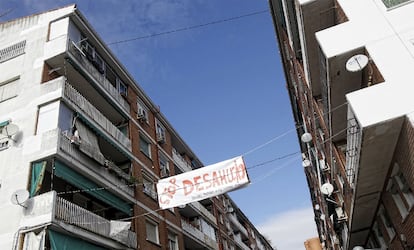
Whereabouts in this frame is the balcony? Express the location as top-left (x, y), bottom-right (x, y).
top-left (179, 201), bottom-right (216, 229)
top-left (228, 213), bottom-right (248, 237)
top-left (62, 81), bottom-right (131, 151)
top-left (172, 148), bottom-right (192, 172)
top-left (233, 233), bottom-right (250, 250)
top-left (21, 191), bottom-right (136, 249)
top-left (58, 132), bottom-right (134, 196)
top-left (67, 41), bottom-right (130, 114)
top-left (181, 219), bottom-right (218, 249)
top-left (344, 106), bottom-right (406, 248)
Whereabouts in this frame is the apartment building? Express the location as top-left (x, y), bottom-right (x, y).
top-left (269, 0), bottom-right (414, 249)
top-left (0, 5), bottom-right (273, 250)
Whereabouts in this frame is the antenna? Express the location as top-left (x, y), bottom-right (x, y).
top-left (11, 189), bottom-right (29, 208)
top-left (346, 54), bottom-right (369, 72)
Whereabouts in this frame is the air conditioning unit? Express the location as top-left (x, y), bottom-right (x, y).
top-left (160, 167), bottom-right (169, 178)
top-left (157, 133), bottom-right (166, 144)
top-left (319, 159), bottom-right (330, 171)
top-left (226, 206), bottom-right (234, 213)
top-left (137, 109), bottom-right (147, 122)
top-left (335, 207), bottom-right (348, 222)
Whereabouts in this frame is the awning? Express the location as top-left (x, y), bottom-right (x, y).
top-left (77, 113), bottom-right (132, 160)
top-left (74, 118), bottom-right (106, 165)
top-left (54, 161), bottom-right (132, 215)
top-left (49, 230), bottom-right (107, 250)
top-left (0, 120), bottom-right (10, 127)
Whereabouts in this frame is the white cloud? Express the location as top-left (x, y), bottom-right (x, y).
top-left (257, 207), bottom-right (318, 250)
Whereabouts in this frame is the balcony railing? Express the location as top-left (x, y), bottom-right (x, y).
top-left (56, 195), bottom-right (110, 236)
top-left (345, 116), bottom-right (362, 188)
top-left (67, 41), bottom-right (130, 113)
top-left (24, 192), bottom-right (136, 248)
top-left (233, 233), bottom-right (250, 250)
top-left (181, 219), bottom-right (218, 249)
top-left (172, 148), bottom-right (192, 172)
top-left (229, 213), bottom-right (248, 237)
top-left (63, 82), bottom-right (131, 150)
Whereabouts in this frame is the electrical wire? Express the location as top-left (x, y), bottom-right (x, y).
top-left (0, 8), bottom-right (13, 19)
top-left (241, 101), bottom-right (348, 157)
top-left (51, 100), bottom-right (349, 197)
top-left (50, 118), bottom-right (354, 226)
top-left (107, 10), bottom-right (268, 45)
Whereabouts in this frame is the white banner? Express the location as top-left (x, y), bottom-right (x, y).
top-left (157, 156), bottom-right (249, 209)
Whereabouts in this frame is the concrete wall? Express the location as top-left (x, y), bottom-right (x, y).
top-left (0, 6), bottom-right (75, 249)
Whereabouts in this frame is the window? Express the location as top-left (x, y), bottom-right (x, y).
top-left (387, 163), bottom-right (414, 219)
top-left (145, 220), bottom-right (159, 244)
top-left (137, 100), bottom-right (149, 123)
top-left (168, 231), bottom-right (178, 250)
top-left (81, 39), bottom-right (95, 62)
top-left (372, 222), bottom-right (387, 249)
top-left (139, 136), bottom-right (151, 158)
top-left (0, 77), bottom-right (19, 102)
top-left (143, 176), bottom-right (157, 199)
top-left (156, 121), bottom-right (166, 144)
top-left (159, 152), bottom-right (170, 178)
top-left (105, 66), bottom-right (117, 88)
top-left (0, 40), bottom-right (26, 63)
top-left (36, 101), bottom-right (60, 134)
top-left (378, 205), bottom-right (396, 241)
top-left (0, 140), bottom-right (9, 151)
top-left (93, 53), bottom-right (105, 74)
top-left (118, 79), bottom-right (127, 96)
top-left (382, 0), bottom-right (412, 8)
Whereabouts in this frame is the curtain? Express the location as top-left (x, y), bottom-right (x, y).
top-left (54, 161), bottom-right (132, 215)
top-left (23, 230), bottom-right (45, 250)
top-left (30, 161), bottom-right (47, 197)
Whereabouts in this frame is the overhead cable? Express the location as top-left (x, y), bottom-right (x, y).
top-left (107, 9), bottom-right (268, 45)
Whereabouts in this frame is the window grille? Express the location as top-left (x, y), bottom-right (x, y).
top-left (0, 40), bottom-right (26, 63)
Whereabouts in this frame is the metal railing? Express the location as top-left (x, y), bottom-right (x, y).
top-left (63, 82), bottom-right (131, 150)
top-left (345, 115), bottom-right (362, 188)
top-left (55, 195), bottom-right (137, 248)
top-left (172, 148), bottom-right (192, 172)
top-left (55, 196), bottom-right (110, 236)
top-left (67, 41), bottom-right (130, 113)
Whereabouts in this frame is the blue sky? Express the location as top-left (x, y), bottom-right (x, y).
top-left (1, 1), bottom-right (317, 249)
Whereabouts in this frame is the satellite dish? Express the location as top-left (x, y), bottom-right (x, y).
top-left (301, 133), bottom-right (312, 143)
top-left (346, 54), bottom-right (369, 72)
top-left (1, 123), bottom-right (19, 137)
top-left (320, 183), bottom-right (334, 196)
top-left (302, 159), bottom-right (311, 168)
top-left (11, 189), bottom-right (29, 207)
